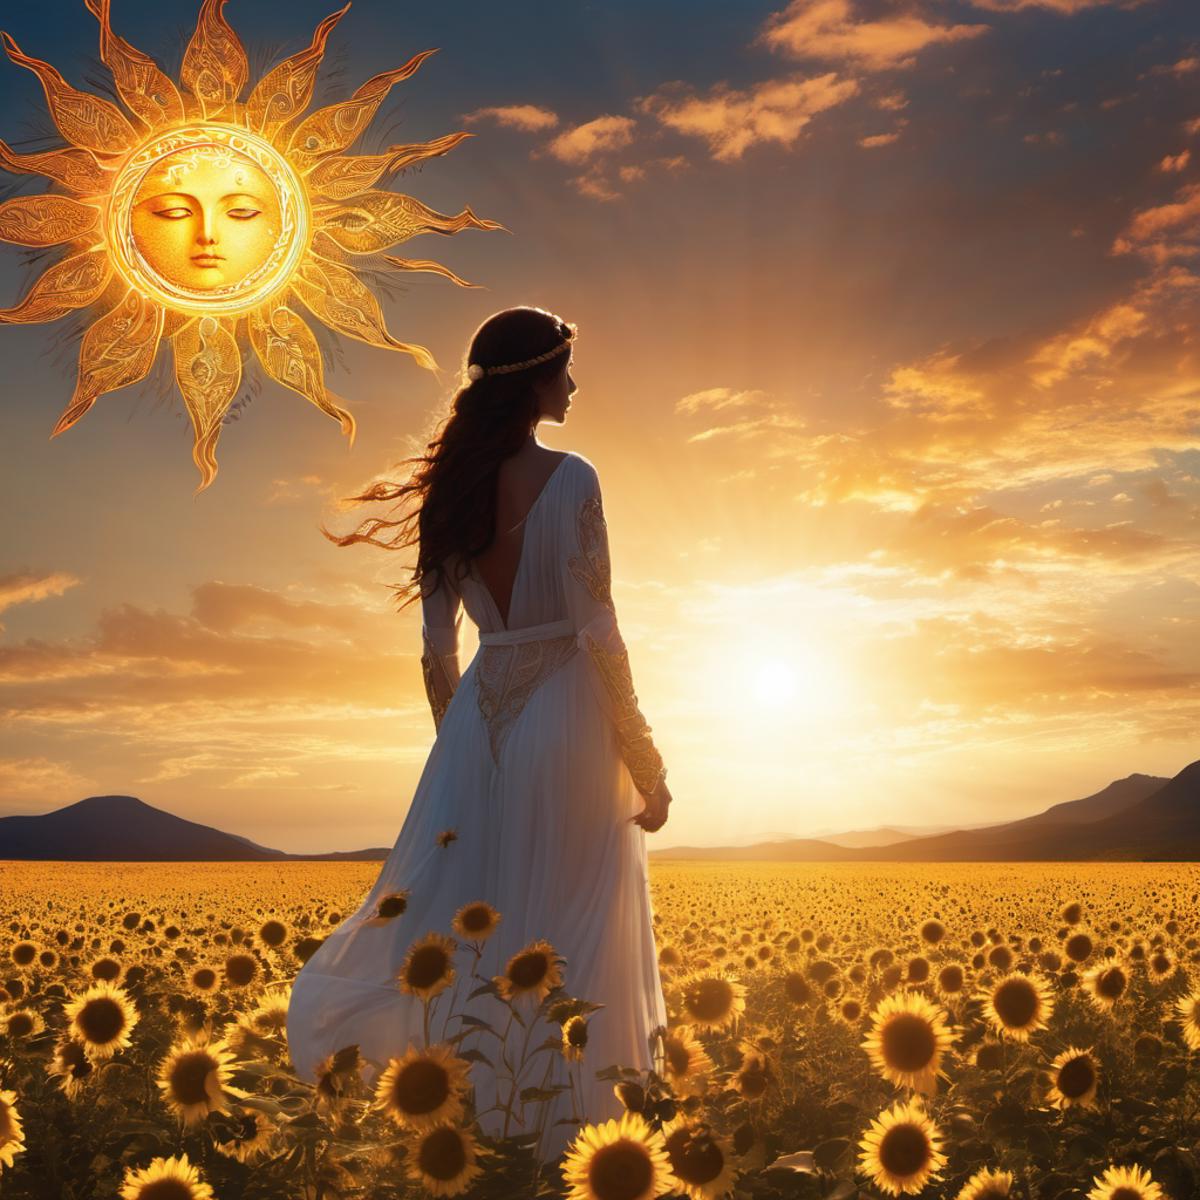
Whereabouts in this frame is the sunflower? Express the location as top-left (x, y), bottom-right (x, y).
top-left (402, 1123), bottom-right (485, 1198)
top-left (212, 1104), bottom-right (279, 1163)
top-left (398, 931), bottom-right (458, 1001)
top-left (63, 980), bottom-right (139, 1060)
top-left (678, 972), bottom-right (748, 1034)
top-left (0, 0), bottom-right (498, 492)
top-left (364, 890), bottom-right (411, 926)
top-left (733, 1044), bottom-right (775, 1101)
top-left (493, 938), bottom-right (564, 1005)
top-left (860, 990), bottom-right (956, 1095)
top-left (373, 1041), bottom-right (473, 1132)
top-left (452, 901), bottom-right (501, 943)
top-left (562, 1014), bottom-right (589, 1062)
top-left (956, 1166), bottom-right (1016, 1199)
top-left (45, 1036), bottom-right (94, 1098)
top-left (118, 1152), bottom-right (214, 1200)
top-left (223, 951), bottom-right (259, 988)
top-left (187, 965), bottom-right (219, 996)
top-left (1086, 1163), bottom-right (1167, 1200)
top-left (2, 1007), bottom-right (44, 1041)
top-left (0, 1090), bottom-right (25, 1172)
top-left (976, 971), bottom-right (1054, 1041)
top-left (1082, 960), bottom-right (1130, 1012)
top-left (88, 955), bottom-right (123, 983)
top-left (561, 1109), bottom-right (679, 1200)
top-left (313, 1044), bottom-right (363, 1113)
top-left (8, 942), bottom-right (37, 970)
top-left (857, 1098), bottom-right (947, 1197)
top-left (1146, 947), bottom-right (1176, 982)
top-left (661, 1024), bottom-right (714, 1097)
top-left (1044, 1045), bottom-right (1100, 1109)
top-left (659, 1114), bottom-right (740, 1200)
top-left (935, 962), bottom-right (967, 1000)
top-left (156, 1032), bottom-right (246, 1127)
top-left (1173, 989), bottom-right (1200, 1051)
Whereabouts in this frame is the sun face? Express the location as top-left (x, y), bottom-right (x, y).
top-left (0, 0), bottom-right (501, 492)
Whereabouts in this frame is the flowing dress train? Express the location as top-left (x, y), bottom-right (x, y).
top-left (286, 450), bottom-right (670, 1164)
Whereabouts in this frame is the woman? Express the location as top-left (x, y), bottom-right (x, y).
top-left (286, 305), bottom-right (675, 1164)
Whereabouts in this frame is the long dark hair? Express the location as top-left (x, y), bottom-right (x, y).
top-left (322, 306), bottom-right (576, 613)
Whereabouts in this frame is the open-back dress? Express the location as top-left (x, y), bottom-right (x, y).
top-left (286, 449), bottom-right (670, 1163)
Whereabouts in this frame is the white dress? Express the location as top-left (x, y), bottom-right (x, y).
top-left (286, 449), bottom-right (669, 1163)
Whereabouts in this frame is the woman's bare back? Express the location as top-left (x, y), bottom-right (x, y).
top-left (474, 447), bottom-right (569, 626)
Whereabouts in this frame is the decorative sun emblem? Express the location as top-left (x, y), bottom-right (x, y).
top-left (0, 0), bottom-right (501, 490)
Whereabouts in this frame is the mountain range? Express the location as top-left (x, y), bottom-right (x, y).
top-left (0, 763), bottom-right (1196, 860)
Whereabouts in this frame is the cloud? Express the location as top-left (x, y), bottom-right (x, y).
top-left (859, 131), bottom-right (900, 147)
top-left (758, 0), bottom-right (989, 72)
top-left (569, 168), bottom-right (622, 202)
top-left (1159, 150), bottom-right (1191, 173)
top-left (461, 104), bottom-right (559, 132)
top-left (1112, 181), bottom-right (1200, 262)
top-left (0, 756), bottom-right (95, 807)
top-left (969, 0), bottom-right (1152, 10)
top-left (636, 72), bottom-right (860, 162)
top-left (0, 570), bottom-right (81, 630)
top-left (543, 115), bottom-right (636, 164)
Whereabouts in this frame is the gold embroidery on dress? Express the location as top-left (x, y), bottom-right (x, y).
top-left (567, 494), bottom-right (616, 615)
top-left (421, 627), bottom-right (459, 734)
top-left (569, 490), bottom-right (666, 796)
top-left (475, 635), bottom-right (579, 763)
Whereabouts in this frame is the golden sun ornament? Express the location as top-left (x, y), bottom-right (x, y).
top-left (0, 0), bottom-right (502, 491)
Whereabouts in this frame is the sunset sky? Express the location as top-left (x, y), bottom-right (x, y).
top-left (1, 0), bottom-right (1198, 853)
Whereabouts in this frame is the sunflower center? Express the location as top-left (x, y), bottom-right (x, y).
top-left (665, 1037), bottom-right (691, 1075)
top-left (1107, 1191), bottom-right (1144, 1200)
top-left (225, 955), bottom-right (257, 986)
top-left (939, 966), bottom-right (964, 992)
top-left (877, 1123), bottom-right (930, 1177)
top-left (670, 1131), bottom-right (725, 1185)
top-left (60, 1041), bottom-right (92, 1075)
top-left (78, 996), bottom-right (125, 1044)
top-left (417, 1126), bottom-right (467, 1181)
top-left (7, 1012), bottom-right (34, 1038)
top-left (588, 1140), bottom-right (653, 1200)
top-left (1057, 1056), bottom-right (1096, 1098)
top-left (378, 894), bottom-right (408, 919)
top-left (169, 1051), bottom-right (218, 1105)
top-left (993, 979), bottom-right (1037, 1027)
top-left (393, 1059), bottom-right (450, 1115)
top-left (461, 907), bottom-right (492, 934)
top-left (509, 951), bottom-right (549, 990)
top-left (1097, 968), bottom-right (1127, 999)
top-left (882, 1014), bottom-right (937, 1071)
top-left (406, 946), bottom-right (451, 990)
top-left (134, 1181), bottom-right (197, 1200)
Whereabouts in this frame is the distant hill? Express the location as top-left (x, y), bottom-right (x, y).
top-left (651, 768), bottom-right (1185, 862)
top-left (0, 796), bottom-right (390, 862)
top-left (818, 827), bottom-right (922, 849)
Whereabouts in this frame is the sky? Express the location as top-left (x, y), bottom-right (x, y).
top-left (0, 0), bottom-right (1198, 853)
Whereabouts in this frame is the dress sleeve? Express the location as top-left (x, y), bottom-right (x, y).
top-left (563, 461), bottom-right (667, 798)
top-left (420, 565), bottom-right (463, 734)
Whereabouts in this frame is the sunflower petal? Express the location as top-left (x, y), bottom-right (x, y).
top-left (291, 257), bottom-right (438, 370)
top-left (314, 191), bottom-right (504, 254)
top-left (84, 0), bottom-right (185, 130)
top-left (0, 31), bottom-right (138, 155)
top-left (0, 140), bottom-right (113, 195)
top-left (180, 0), bottom-right (248, 117)
top-left (246, 3), bottom-right (350, 141)
top-left (287, 49), bottom-right (439, 174)
top-left (172, 315), bottom-right (242, 493)
top-left (0, 247), bottom-right (111, 324)
top-left (308, 132), bottom-right (473, 201)
top-left (248, 303), bottom-right (355, 444)
top-left (52, 290), bottom-right (163, 438)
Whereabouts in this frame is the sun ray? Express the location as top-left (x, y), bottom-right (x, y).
top-left (0, 140), bottom-right (113, 196)
top-left (247, 3), bottom-right (350, 141)
top-left (85, 0), bottom-right (185, 132)
top-left (314, 191), bottom-right (504, 254)
top-left (380, 255), bottom-right (480, 288)
top-left (287, 49), bottom-right (439, 174)
top-left (0, 195), bottom-right (100, 246)
top-left (0, 32), bottom-right (138, 156)
top-left (181, 0), bottom-right (249, 120)
top-left (308, 131), bottom-right (474, 201)
top-left (248, 302), bottom-right (355, 443)
top-left (0, 247), bottom-right (111, 324)
top-left (173, 315), bottom-right (242, 493)
top-left (0, 1), bottom-right (500, 489)
top-left (52, 289), bottom-right (164, 437)
top-left (290, 256), bottom-right (437, 369)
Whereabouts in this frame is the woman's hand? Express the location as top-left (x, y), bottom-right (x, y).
top-left (631, 776), bottom-right (672, 832)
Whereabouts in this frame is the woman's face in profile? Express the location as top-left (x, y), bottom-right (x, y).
top-left (130, 148), bottom-right (282, 292)
top-left (536, 352), bottom-right (577, 423)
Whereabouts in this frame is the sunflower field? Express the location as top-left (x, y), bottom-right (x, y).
top-left (1, 859), bottom-right (1199, 1199)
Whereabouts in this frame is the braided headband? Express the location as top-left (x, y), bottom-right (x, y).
top-left (464, 322), bottom-right (576, 383)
